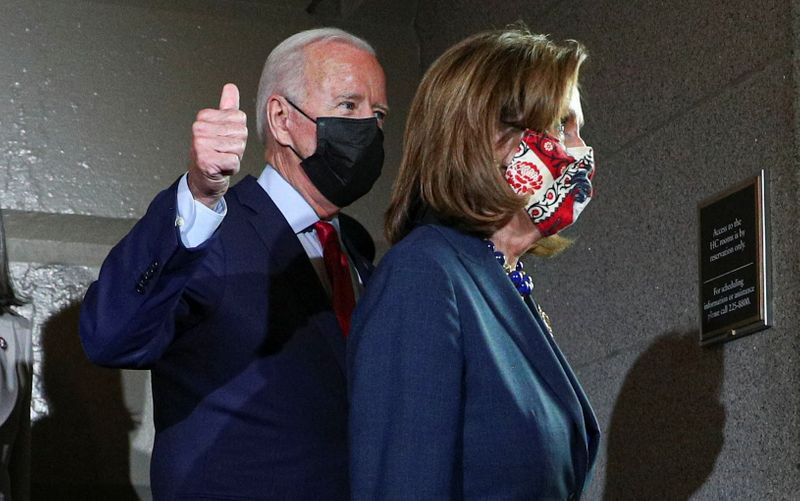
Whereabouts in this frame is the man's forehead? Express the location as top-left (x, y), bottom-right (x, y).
top-left (303, 40), bottom-right (376, 71)
top-left (301, 41), bottom-right (385, 99)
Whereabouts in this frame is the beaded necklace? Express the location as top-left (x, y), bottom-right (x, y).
top-left (486, 240), bottom-right (555, 336)
top-left (486, 240), bottom-right (534, 297)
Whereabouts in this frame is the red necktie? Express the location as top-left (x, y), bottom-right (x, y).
top-left (314, 221), bottom-right (356, 337)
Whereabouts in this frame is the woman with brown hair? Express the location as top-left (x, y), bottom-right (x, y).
top-left (0, 209), bottom-right (31, 501)
top-left (348, 27), bottom-right (600, 499)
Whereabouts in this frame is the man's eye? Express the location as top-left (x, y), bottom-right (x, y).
top-left (373, 110), bottom-right (386, 121)
top-left (339, 101), bottom-right (356, 111)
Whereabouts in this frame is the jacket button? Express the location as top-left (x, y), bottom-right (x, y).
top-left (0, 337), bottom-right (7, 350)
top-left (135, 284), bottom-right (145, 294)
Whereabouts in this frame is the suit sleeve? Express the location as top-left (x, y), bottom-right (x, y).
top-left (79, 180), bottom-right (221, 369)
top-left (348, 252), bottom-right (464, 500)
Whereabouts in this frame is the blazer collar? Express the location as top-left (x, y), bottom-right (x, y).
top-left (432, 223), bottom-right (590, 444)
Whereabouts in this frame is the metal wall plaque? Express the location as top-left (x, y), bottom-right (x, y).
top-left (698, 170), bottom-right (771, 345)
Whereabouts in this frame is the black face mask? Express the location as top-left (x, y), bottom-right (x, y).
top-left (285, 98), bottom-right (384, 207)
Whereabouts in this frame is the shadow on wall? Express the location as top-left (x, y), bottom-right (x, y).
top-left (31, 302), bottom-right (139, 500)
top-left (604, 332), bottom-right (726, 501)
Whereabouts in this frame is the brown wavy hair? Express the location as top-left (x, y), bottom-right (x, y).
top-left (385, 27), bottom-right (587, 246)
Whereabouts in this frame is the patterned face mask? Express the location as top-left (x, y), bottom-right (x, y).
top-left (504, 130), bottom-right (595, 237)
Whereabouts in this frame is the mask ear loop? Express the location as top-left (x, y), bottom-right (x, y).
top-left (284, 97), bottom-right (317, 124)
top-left (282, 96), bottom-right (316, 160)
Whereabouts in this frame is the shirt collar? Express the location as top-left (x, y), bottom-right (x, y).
top-left (257, 165), bottom-right (338, 234)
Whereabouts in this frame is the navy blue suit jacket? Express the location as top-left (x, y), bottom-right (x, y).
top-left (80, 176), bottom-right (371, 500)
top-left (348, 223), bottom-right (600, 500)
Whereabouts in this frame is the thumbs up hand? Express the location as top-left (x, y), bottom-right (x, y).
top-left (188, 83), bottom-right (248, 208)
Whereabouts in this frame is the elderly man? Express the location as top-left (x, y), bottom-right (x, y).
top-left (80, 28), bottom-right (388, 500)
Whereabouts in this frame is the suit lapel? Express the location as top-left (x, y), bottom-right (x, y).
top-left (231, 176), bottom-right (347, 375)
top-left (341, 233), bottom-right (374, 285)
top-left (437, 226), bottom-right (587, 438)
top-left (431, 223), bottom-right (600, 487)
top-left (469, 261), bottom-right (585, 425)
top-left (534, 301), bottom-right (601, 469)
top-left (338, 212), bottom-right (376, 285)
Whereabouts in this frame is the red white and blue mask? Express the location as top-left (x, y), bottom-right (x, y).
top-left (504, 130), bottom-right (595, 237)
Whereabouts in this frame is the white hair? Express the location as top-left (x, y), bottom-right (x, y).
top-left (255, 28), bottom-right (376, 144)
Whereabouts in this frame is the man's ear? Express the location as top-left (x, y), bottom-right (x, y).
top-left (266, 95), bottom-right (293, 146)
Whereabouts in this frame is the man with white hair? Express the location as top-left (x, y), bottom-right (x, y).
top-left (80, 28), bottom-right (388, 500)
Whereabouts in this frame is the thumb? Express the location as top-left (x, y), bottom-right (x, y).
top-left (219, 83), bottom-right (240, 110)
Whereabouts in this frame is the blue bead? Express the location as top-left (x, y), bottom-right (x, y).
top-left (524, 276), bottom-right (534, 289)
top-left (486, 241), bottom-right (495, 252)
top-left (515, 261), bottom-right (524, 271)
top-left (518, 281), bottom-right (533, 295)
top-left (508, 270), bottom-right (524, 285)
top-left (493, 251), bottom-right (506, 265)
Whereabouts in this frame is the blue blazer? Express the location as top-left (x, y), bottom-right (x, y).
top-left (80, 176), bottom-right (371, 500)
top-left (348, 223), bottom-right (600, 500)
